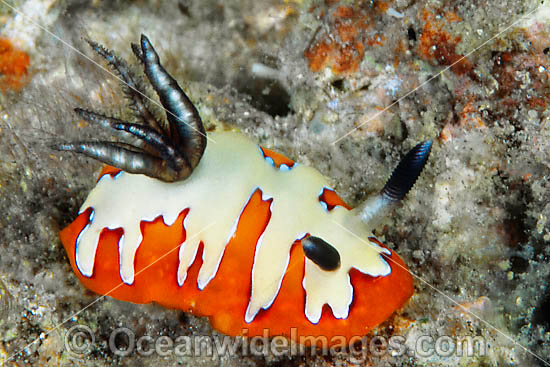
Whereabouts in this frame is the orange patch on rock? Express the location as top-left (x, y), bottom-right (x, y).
top-left (418, 10), bottom-right (472, 75)
top-left (439, 96), bottom-right (485, 142)
top-left (489, 50), bottom-right (550, 129)
top-left (458, 98), bottom-right (485, 129)
top-left (0, 38), bottom-right (30, 92)
top-left (375, 1), bottom-right (390, 13)
top-left (305, 4), bottom-right (373, 75)
top-left (527, 97), bottom-right (547, 109)
top-left (367, 34), bottom-right (386, 47)
top-left (393, 39), bottom-right (407, 68)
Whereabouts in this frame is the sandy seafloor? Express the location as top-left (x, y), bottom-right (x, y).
top-left (0, 0), bottom-right (549, 366)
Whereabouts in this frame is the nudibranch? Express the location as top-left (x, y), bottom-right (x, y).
top-left (56, 35), bottom-right (431, 346)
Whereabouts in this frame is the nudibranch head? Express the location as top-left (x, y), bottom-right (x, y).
top-left (55, 34), bottom-right (431, 346)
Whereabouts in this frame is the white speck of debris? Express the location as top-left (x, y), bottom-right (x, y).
top-left (386, 7), bottom-right (404, 18)
top-left (385, 77), bottom-right (402, 97)
top-left (251, 63), bottom-right (281, 80)
top-left (328, 99), bottom-right (339, 110)
top-left (536, 214), bottom-right (547, 234)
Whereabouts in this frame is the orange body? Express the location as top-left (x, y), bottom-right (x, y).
top-left (0, 38), bottom-right (30, 91)
top-left (60, 148), bottom-right (413, 346)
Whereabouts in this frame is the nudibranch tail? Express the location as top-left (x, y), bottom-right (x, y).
top-left (54, 35), bottom-right (207, 182)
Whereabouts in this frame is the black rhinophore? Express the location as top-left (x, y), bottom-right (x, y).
top-left (382, 141), bottom-right (432, 202)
